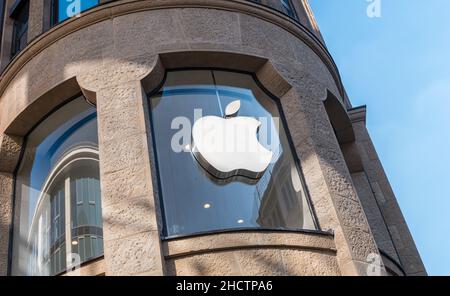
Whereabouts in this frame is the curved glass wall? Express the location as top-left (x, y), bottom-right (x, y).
top-left (12, 97), bottom-right (103, 276)
top-left (49, 0), bottom-right (298, 26)
top-left (52, 0), bottom-right (99, 24)
top-left (149, 70), bottom-right (316, 238)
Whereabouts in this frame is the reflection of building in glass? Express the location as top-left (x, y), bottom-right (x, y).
top-left (254, 152), bottom-right (311, 229)
top-left (150, 70), bottom-right (316, 237)
top-left (26, 148), bottom-right (103, 276)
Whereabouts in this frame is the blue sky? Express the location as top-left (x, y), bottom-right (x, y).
top-left (308, 0), bottom-right (450, 275)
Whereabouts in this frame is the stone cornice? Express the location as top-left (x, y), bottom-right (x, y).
top-left (0, 0), bottom-right (345, 99)
top-left (348, 105), bottom-right (367, 125)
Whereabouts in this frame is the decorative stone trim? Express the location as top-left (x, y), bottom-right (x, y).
top-left (164, 231), bottom-right (336, 259)
top-left (348, 105), bottom-right (367, 125)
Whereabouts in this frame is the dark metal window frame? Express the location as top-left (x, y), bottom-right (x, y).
top-left (280, 0), bottom-right (298, 19)
top-left (147, 67), bottom-right (324, 241)
top-left (7, 93), bottom-right (104, 276)
top-left (50, 0), bottom-right (101, 27)
top-left (0, 0), bottom-right (5, 48)
top-left (50, 0), bottom-right (59, 27)
top-left (9, 0), bottom-right (28, 58)
top-left (248, 0), bottom-right (299, 21)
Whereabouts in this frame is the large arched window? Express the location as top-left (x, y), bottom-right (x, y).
top-left (149, 70), bottom-right (317, 238)
top-left (12, 96), bottom-right (103, 276)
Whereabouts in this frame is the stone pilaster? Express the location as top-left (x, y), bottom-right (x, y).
top-left (90, 80), bottom-right (165, 276)
top-left (0, 172), bottom-right (14, 275)
top-left (279, 84), bottom-right (385, 275)
top-left (349, 108), bottom-right (427, 275)
top-left (0, 134), bottom-right (22, 275)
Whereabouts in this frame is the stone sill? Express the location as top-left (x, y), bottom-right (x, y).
top-left (163, 230), bottom-right (336, 259)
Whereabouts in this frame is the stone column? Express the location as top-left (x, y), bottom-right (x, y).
top-left (27, 0), bottom-right (45, 42)
top-left (0, 134), bottom-right (22, 276)
top-left (280, 83), bottom-right (385, 275)
top-left (90, 80), bottom-right (165, 276)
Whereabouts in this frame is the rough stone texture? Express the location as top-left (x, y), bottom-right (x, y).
top-left (280, 86), bottom-right (384, 275)
top-left (351, 118), bottom-right (427, 275)
top-left (167, 248), bottom-right (340, 276)
top-left (0, 134), bottom-right (22, 173)
top-left (164, 231), bottom-right (336, 258)
top-left (0, 132), bottom-right (22, 276)
top-left (0, 173), bottom-right (14, 276)
top-left (27, 0), bottom-right (45, 42)
top-left (104, 231), bottom-right (163, 276)
top-left (351, 172), bottom-right (400, 263)
top-left (94, 82), bottom-right (164, 275)
top-left (164, 230), bottom-right (341, 276)
top-left (0, 4), bottom-right (340, 134)
top-left (0, 1), bottom-right (425, 276)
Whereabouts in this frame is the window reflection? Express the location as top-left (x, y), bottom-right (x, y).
top-left (248, 0), bottom-right (297, 19)
top-left (149, 70), bottom-right (316, 238)
top-left (12, 97), bottom-right (103, 276)
top-left (54, 0), bottom-right (99, 23)
top-left (10, 0), bottom-right (29, 57)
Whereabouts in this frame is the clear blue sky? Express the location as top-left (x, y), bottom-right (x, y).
top-left (309, 0), bottom-right (450, 275)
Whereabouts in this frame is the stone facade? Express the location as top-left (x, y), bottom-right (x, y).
top-left (0, 0), bottom-right (426, 276)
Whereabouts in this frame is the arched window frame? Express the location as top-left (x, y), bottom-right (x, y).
top-left (147, 68), bottom-right (321, 239)
top-left (11, 95), bottom-right (104, 276)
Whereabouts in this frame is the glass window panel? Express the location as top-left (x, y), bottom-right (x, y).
top-left (88, 178), bottom-right (95, 203)
top-left (149, 70), bottom-right (316, 238)
top-left (72, 240), bottom-right (78, 257)
top-left (248, 0), bottom-right (297, 20)
top-left (85, 236), bottom-right (92, 259)
top-left (55, 249), bottom-right (60, 274)
top-left (57, 0), bottom-right (99, 23)
top-left (79, 237), bottom-right (85, 262)
top-left (91, 236), bottom-right (97, 257)
top-left (95, 179), bottom-right (102, 227)
top-left (60, 243), bottom-right (66, 273)
top-left (99, 238), bottom-right (104, 254)
top-left (11, 0), bottom-right (29, 56)
top-left (12, 97), bottom-right (103, 275)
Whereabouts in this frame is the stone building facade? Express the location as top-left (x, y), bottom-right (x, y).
top-left (0, 0), bottom-right (426, 276)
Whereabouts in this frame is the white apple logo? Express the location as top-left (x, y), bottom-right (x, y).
top-left (191, 100), bottom-right (273, 179)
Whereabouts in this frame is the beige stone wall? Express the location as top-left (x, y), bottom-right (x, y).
top-left (0, 0), bottom-right (425, 276)
top-left (0, 134), bottom-right (22, 275)
top-left (348, 108), bottom-right (427, 276)
top-left (164, 232), bottom-right (340, 276)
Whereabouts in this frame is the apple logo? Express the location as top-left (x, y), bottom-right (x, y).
top-left (191, 100), bottom-right (273, 180)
